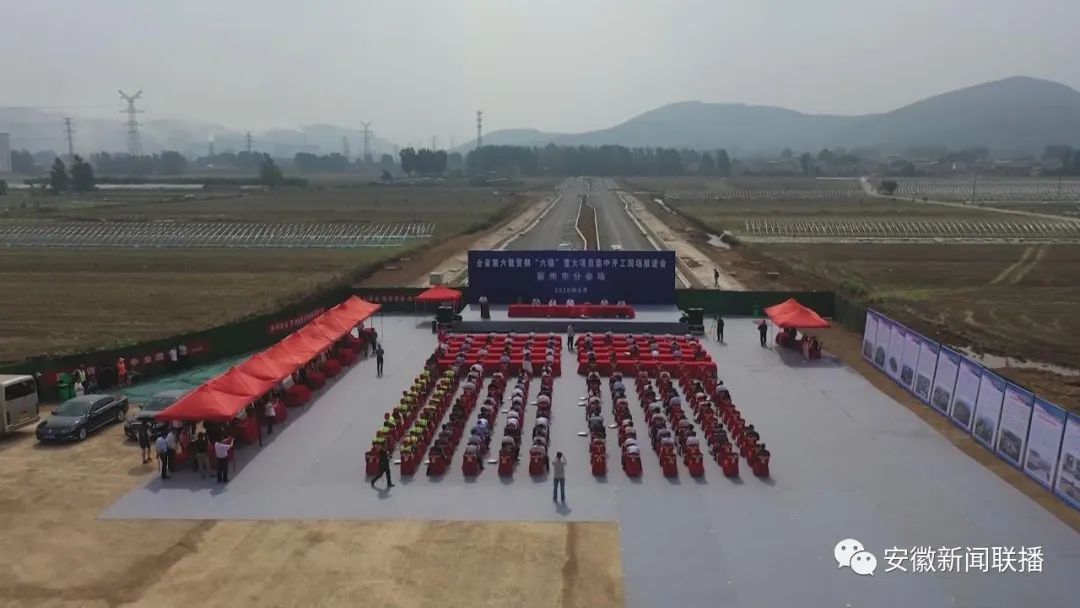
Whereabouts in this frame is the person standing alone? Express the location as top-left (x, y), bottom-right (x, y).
top-left (214, 437), bottom-right (231, 483)
top-left (758, 320), bottom-right (768, 347)
top-left (566, 324), bottom-right (576, 352)
top-left (376, 345), bottom-right (385, 377)
top-left (714, 268), bottom-right (720, 288)
top-left (716, 315), bottom-right (725, 343)
top-left (155, 432), bottom-right (171, 479)
top-left (552, 451), bottom-right (566, 503)
top-left (371, 444), bottom-right (394, 489)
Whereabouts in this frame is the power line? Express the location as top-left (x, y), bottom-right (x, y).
top-left (63, 117), bottom-right (76, 161)
top-left (118, 90), bottom-right (144, 156)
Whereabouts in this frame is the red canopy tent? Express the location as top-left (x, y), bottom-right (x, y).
top-left (239, 352), bottom-right (295, 383)
top-left (764, 298), bottom-right (831, 329)
top-left (156, 384), bottom-right (258, 423)
top-left (157, 296), bottom-right (381, 423)
top-left (415, 285), bottom-right (462, 308)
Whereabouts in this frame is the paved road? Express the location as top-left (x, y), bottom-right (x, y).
top-left (506, 177), bottom-right (657, 252)
top-left (504, 178), bottom-right (585, 250)
top-left (589, 178), bottom-right (654, 251)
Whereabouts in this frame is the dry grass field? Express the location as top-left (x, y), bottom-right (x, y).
top-left (0, 185), bottom-right (542, 363)
top-left (0, 421), bottom-right (623, 608)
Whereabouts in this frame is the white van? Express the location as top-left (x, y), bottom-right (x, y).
top-left (1, 375), bottom-right (40, 434)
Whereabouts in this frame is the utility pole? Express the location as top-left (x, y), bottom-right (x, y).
top-left (476, 110), bottom-right (483, 150)
top-left (360, 122), bottom-right (372, 162)
top-left (208, 139), bottom-right (215, 158)
top-left (970, 173), bottom-right (977, 205)
top-left (342, 136), bottom-right (350, 159)
top-left (118, 90), bottom-right (144, 156)
top-left (245, 131), bottom-right (253, 154)
top-left (431, 136), bottom-right (438, 151)
top-left (63, 117), bottom-right (75, 161)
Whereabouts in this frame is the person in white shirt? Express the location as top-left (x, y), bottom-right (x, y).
top-left (214, 439), bottom-right (231, 483)
top-left (165, 430), bottom-right (179, 474)
top-left (264, 399), bottom-right (277, 435)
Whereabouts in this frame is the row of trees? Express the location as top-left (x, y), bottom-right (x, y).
top-left (463, 145), bottom-right (734, 177)
top-left (399, 147), bottom-right (454, 175)
top-left (47, 157), bottom-right (97, 192)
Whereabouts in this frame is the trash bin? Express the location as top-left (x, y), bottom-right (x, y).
top-left (55, 379), bottom-right (73, 401)
top-left (751, 305), bottom-right (762, 317)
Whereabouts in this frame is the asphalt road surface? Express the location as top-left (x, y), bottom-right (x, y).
top-left (506, 177), bottom-right (657, 252)
top-left (504, 178), bottom-right (585, 250)
top-left (589, 178), bottom-right (654, 251)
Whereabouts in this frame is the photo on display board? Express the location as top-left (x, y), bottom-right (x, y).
top-left (930, 348), bottom-right (961, 414)
top-left (899, 330), bottom-right (921, 389)
top-left (861, 312), bottom-right (877, 360)
top-left (913, 337), bottom-right (939, 403)
top-left (995, 383), bottom-right (1035, 467)
top-left (1054, 415), bottom-right (1080, 507)
top-left (1023, 398), bottom-right (1066, 488)
top-left (971, 371), bottom-right (1006, 447)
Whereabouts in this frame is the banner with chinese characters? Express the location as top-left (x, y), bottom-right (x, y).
top-left (467, 250), bottom-right (676, 305)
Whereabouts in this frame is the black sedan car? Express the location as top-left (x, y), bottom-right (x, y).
top-left (123, 389), bottom-right (187, 440)
top-left (36, 394), bottom-right (129, 443)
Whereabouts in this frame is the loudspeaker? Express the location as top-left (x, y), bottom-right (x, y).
top-left (436, 306), bottom-right (454, 324)
top-left (686, 308), bottom-right (704, 327)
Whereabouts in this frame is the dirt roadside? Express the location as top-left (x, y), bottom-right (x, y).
top-left (614, 186), bottom-right (744, 290)
top-left (0, 419), bottom-right (623, 608)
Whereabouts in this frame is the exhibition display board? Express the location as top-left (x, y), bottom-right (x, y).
top-left (860, 308), bottom-right (1075, 513)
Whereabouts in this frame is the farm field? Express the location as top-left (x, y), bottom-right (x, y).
top-left (0, 184), bottom-right (541, 363)
top-left (894, 177), bottom-right (1080, 202)
top-left (626, 176), bottom-right (866, 200)
top-left (741, 242), bottom-right (1080, 392)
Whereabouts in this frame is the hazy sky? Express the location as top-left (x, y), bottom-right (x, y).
top-left (3, 0), bottom-right (1078, 146)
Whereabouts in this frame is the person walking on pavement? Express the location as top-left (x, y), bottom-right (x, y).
top-left (566, 324), bottom-right (575, 352)
top-left (758, 320), bottom-right (769, 347)
top-left (137, 421), bottom-right (152, 464)
top-left (371, 445), bottom-right (394, 489)
top-left (716, 315), bottom-right (725, 343)
top-left (714, 268), bottom-right (720, 288)
top-left (376, 345), bottom-right (385, 377)
top-left (552, 451), bottom-right (567, 502)
top-left (155, 432), bottom-right (171, 479)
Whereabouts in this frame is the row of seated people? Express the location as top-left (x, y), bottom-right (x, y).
top-left (635, 372), bottom-right (705, 477)
top-left (528, 374), bottom-right (555, 475)
top-left (366, 365), bottom-right (439, 473)
top-left (438, 333), bottom-right (563, 376)
top-left (494, 373), bottom-right (532, 474)
top-left (463, 366), bottom-right (523, 475)
top-left (584, 372), bottom-right (609, 475)
top-left (607, 373), bottom-right (644, 477)
top-left (427, 364), bottom-right (497, 476)
top-left (401, 368), bottom-right (476, 475)
top-left (574, 332), bottom-right (703, 352)
top-left (678, 373), bottom-right (770, 477)
top-left (441, 332), bottom-right (561, 349)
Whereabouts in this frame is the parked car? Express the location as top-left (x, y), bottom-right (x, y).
top-left (124, 389), bottom-right (187, 440)
top-left (557, 242), bottom-right (573, 251)
top-left (36, 394), bottom-right (129, 443)
top-left (611, 244), bottom-right (623, 251)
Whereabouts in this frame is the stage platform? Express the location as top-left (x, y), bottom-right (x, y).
top-left (454, 303), bottom-right (687, 335)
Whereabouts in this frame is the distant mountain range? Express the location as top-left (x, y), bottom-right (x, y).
top-left (0, 108), bottom-right (398, 159)
top-left (459, 76), bottom-right (1080, 154)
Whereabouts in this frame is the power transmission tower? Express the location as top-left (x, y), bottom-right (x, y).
top-left (360, 122), bottom-right (372, 162)
top-left (476, 110), bottom-right (483, 149)
top-left (118, 90), bottom-right (144, 156)
top-left (245, 131), bottom-right (253, 154)
top-left (342, 136), bottom-right (350, 159)
top-left (431, 136), bottom-right (438, 150)
top-left (63, 117), bottom-right (76, 161)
